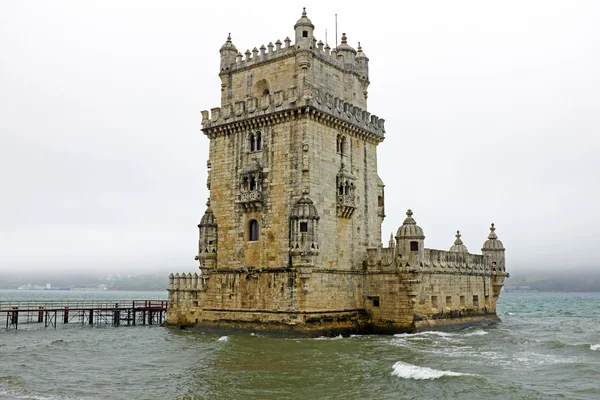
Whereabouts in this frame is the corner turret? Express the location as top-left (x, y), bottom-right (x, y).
top-left (219, 33), bottom-right (238, 73)
top-left (482, 223), bottom-right (506, 272)
top-left (197, 199), bottom-right (218, 273)
top-left (294, 8), bottom-right (314, 49)
top-left (356, 42), bottom-right (369, 78)
top-left (337, 33), bottom-right (356, 65)
top-left (395, 209), bottom-right (425, 266)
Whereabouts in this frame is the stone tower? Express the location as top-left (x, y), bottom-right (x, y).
top-left (167, 9), bottom-right (508, 335)
top-left (201, 10), bottom-right (385, 276)
top-left (187, 9), bottom-right (386, 330)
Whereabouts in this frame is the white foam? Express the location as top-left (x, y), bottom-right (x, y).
top-left (590, 344), bottom-right (600, 351)
top-left (314, 334), bottom-right (344, 340)
top-left (217, 336), bottom-right (229, 342)
top-left (391, 361), bottom-right (473, 380)
top-left (464, 329), bottom-right (488, 337)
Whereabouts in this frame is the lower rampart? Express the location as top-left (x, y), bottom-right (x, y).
top-left (167, 263), bottom-right (507, 336)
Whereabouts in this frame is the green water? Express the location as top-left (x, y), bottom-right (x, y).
top-left (1, 291), bottom-right (600, 399)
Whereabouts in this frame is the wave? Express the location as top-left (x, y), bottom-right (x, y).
top-left (591, 344), bottom-right (600, 351)
top-left (0, 387), bottom-right (76, 400)
top-left (394, 329), bottom-right (487, 338)
top-left (313, 334), bottom-right (344, 340)
top-left (217, 336), bottom-right (229, 342)
top-left (463, 329), bottom-right (488, 337)
top-left (391, 361), bottom-right (474, 380)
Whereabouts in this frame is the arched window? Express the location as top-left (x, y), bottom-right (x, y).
top-left (248, 220), bottom-right (259, 241)
top-left (249, 177), bottom-right (256, 191)
top-left (249, 133), bottom-right (255, 152)
top-left (256, 131), bottom-right (262, 151)
top-left (336, 134), bottom-right (346, 155)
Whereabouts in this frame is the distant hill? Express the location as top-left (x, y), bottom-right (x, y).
top-left (0, 269), bottom-right (195, 291)
top-left (506, 270), bottom-right (600, 292)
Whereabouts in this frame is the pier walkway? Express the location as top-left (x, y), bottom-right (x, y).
top-left (0, 300), bottom-right (167, 329)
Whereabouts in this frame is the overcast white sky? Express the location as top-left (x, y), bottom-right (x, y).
top-left (1, 1), bottom-right (598, 275)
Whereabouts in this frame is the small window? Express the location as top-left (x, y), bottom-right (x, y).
top-left (249, 220), bottom-right (259, 241)
top-left (256, 131), bottom-right (262, 151)
top-left (446, 296), bottom-right (452, 307)
top-left (250, 177), bottom-right (256, 191)
top-left (302, 30), bottom-right (308, 38)
top-left (371, 297), bottom-right (380, 307)
top-left (460, 295), bottom-right (465, 306)
top-left (299, 222), bottom-right (308, 233)
top-left (263, 89), bottom-right (270, 96)
top-left (431, 296), bottom-right (438, 308)
top-left (410, 241), bottom-right (419, 251)
top-left (473, 295), bottom-right (479, 307)
top-left (249, 133), bottom-right (255, 152)
top-left (378, 196), bottom-right (384, 207)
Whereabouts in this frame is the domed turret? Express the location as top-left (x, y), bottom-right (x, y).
top-left (197, 199), bottom-right (217, 269)
top-left (482, 223), bottom-right (506, 272)
top-left (396, 209), bottom-right (425, 239)
top-left (482, 223), bottom-right (504, 250)
top-left (449, 231), bottom-right (468, 253)
top-left (355, 42), bottom-right (369, 79)
top-left (219, 33), bottom-right (238, 72)
top-left (336, 33), bottom-right (356, 64)
top-left (395, 209), bottom-right (425, 264)
top-left (294, 8), bottom-right (314, 48)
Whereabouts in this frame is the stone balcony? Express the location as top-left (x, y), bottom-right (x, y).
top-left (238, 190), bottom-right (263, 212)
top-left (337, 194), bottom-right (356, 218)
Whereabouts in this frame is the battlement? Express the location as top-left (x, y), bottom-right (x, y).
top-left (168, 272), bottom-right (206, 292)
top-left (221, 35), bottom-right (368, 77)
top-left (366, 246), bottom-right (507, 276)
top-left (201, 84), bottom-right (385, 139)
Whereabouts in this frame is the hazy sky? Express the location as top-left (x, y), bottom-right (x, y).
top-left (1, 1), bottom-right (598, 275)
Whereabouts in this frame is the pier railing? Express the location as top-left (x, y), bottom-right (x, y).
top-left (0, 300), bottom-right (167, 330)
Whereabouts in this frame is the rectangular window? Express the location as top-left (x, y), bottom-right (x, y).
top-left (473, 295), bottom-right (479, 307)
top-left (300, 222), bottom-right (308, 233)
top-left (460, 295), bottom-right (465, 306)
top-left (378, 196), bottom-right (384, 207)
top-left (410, 241), bottom-right (419, 251)
top-left (367, 296), bottom-right (380, 307)
top-left (446, 296), bottom-right (452, 307)
top-left (431, 296), bottom-right (438, 308)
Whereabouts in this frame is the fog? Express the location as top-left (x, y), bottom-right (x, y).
top-left (1, 1), bottom-right (598, 275)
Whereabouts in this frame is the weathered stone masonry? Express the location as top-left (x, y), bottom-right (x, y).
top-left (167, 9), bottom-right (509, 335)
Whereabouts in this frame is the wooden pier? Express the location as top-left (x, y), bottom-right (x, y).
top-left (0, 300), bottom-right (167, 329)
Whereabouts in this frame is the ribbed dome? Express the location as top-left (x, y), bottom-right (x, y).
top-left (336, 33), bottom-right (356, 54)
top-left (198, 200), bottom-right (217, 227)
top-left (396, 209), bottom-right (425, 239)
top-left (294, 8), bottom-right (314, 29)
top-left (219, 33), bottom-right (237, 53)
top-left (290, 190), bottom-right (320, 220)
top-left (482, 223), bottom-right (505, 250)
top-left (449, 230), bottom-right (468, 253)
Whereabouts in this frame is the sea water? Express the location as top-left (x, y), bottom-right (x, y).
top-left (1, 290), bottom-right (599, 400)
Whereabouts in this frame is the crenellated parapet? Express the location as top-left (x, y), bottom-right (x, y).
top-left (168, 272), bottom-right (206, 292)
top-left (220, 35), bottom-right (368, 79)
top-left (201, 84), bottom-right (385, 140)
top-left (167, 272), bottom-right (206, 311)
